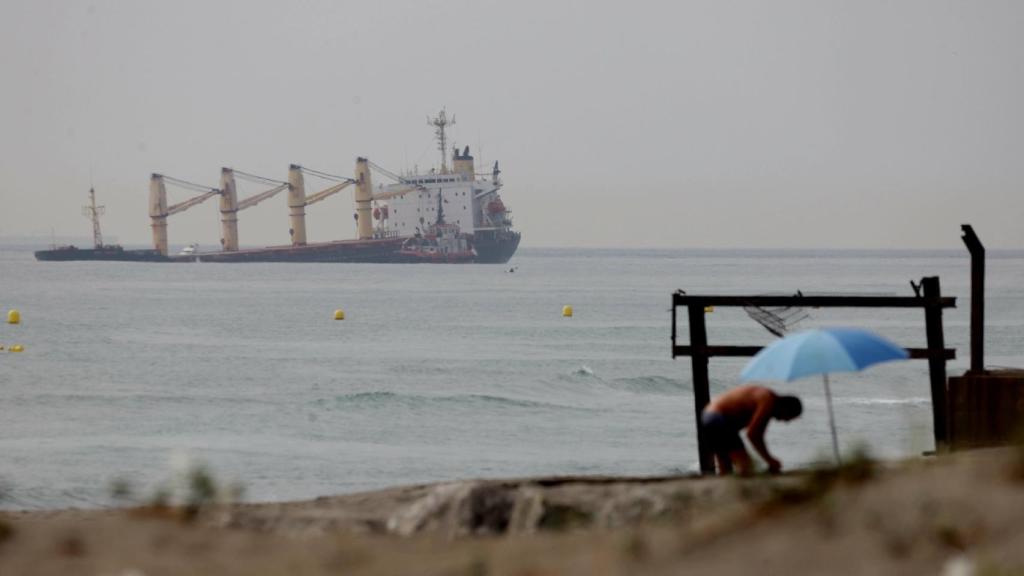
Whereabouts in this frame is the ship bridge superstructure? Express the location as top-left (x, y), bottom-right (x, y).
top-left (370, 136), bottom-right (511, 240)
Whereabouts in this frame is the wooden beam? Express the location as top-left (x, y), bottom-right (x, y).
top-left (673, 293), bottom-right (956, 309)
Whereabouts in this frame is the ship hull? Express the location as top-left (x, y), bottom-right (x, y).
top-left (471, 229), bottom-right (521, 264)
top-left (183, 233), bottom-right (514, 264)
top-left (34, 247), bottom-right (169, 262)
top-left (182, 237), bottom-right (408, 263)
top-left (34, 234), bottom-right (519, 264)
top-left (393, 249), bottom-right (476, 264)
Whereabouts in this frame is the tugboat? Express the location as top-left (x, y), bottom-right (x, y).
top-left (394, 192), bottom-right (474, 263)
top-left (34, 189), bottom-right (168, 262)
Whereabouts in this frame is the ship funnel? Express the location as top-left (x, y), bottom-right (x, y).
top-left (453, 145), bottom-right (474, 179)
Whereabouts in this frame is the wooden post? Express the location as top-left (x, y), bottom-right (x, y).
top-left (671, 295), bottom-right (677, 356)
top-left (688, 304), bottom-right (714, 474)
top-left (922, 276), bottom-right (949, 451)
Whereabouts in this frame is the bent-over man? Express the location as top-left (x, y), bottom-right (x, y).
top-left (701, 385), bottom-right (802, 475)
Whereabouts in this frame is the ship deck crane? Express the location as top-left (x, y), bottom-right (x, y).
top-left (222, 167), bottom-right (337, 251)
top-left (163, 178), bottom-right (221, 215)
top-left (150, 174), bottom-right (222, 256)
top-left (205, 168), bottom-right (296, 252)
top-left (305, 180), bottom-right (353, 205)
top-left (233, 170), bottom-right (290, 211)
top-left (282, 166), bottom-right (357, 246)
top-left (366, 160), bottom-right (429, 201)
top-left (298, 167), bottom-right (355, 206)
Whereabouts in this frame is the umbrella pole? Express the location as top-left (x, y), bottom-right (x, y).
top-left (823, 374), bottom-right (841, 465)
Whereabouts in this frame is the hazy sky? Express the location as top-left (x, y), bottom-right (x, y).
top-left (1, 0), bottom-right (1021, 249)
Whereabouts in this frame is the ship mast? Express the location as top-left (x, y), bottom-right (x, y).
top-left (428, 109), bottom-right (455, 174)
top-left (82, 188), bottom-right (105, 248)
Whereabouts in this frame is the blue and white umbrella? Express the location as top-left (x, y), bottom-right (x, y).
top-left (740, 327), bottom-right (909, 463)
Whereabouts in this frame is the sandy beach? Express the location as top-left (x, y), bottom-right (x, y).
top-left (3, 446), bottom-right (1023, 575)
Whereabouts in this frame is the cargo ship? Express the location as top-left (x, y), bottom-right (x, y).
top-left (34, 188), bottom-right (170, 262)
top-left (37, 110), bottom-right (520, 264)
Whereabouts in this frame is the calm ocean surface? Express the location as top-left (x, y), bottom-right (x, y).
top-left (1, 246), bottom-right (1022, 510)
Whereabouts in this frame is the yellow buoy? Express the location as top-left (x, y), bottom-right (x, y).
top-left (334, 309), bottom-right (345, 321)
top-left (7, 309), bottom-right (20, 324)
top-left (562, 305), bottom-right (573, 318)
top-left (9, 344), bottom-right (23, 352)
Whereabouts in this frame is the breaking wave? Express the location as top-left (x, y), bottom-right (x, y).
top-left (328, 391), bottom-right (586, 412)
top-left (839, 397), bottom-right (932, 407)
top-left (571, 365), bottom-right (596, 377)
top-left (608, 376), bottom-right (690, 395)
top-left (333, 391), bottom-right (400, 404)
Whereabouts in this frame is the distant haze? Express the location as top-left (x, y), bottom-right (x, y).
top-left (1, 1), bottom-right (1022, 249)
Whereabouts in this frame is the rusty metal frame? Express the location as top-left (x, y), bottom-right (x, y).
top-left (671, 277), bottom-right (956, 474)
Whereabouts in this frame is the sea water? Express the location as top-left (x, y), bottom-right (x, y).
top-left (1, 246), bottom-right (1022, 510)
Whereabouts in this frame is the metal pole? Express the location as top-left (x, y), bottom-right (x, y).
top-left (960, 224), bottom-right (985, 373)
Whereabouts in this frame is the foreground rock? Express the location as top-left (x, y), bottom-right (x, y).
top-left (3, 447), bottom-right (1024, 575)
top-left (208, 472), bottom-right (800, 538)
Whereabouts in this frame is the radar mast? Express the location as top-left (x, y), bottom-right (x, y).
top-left (428, 109), bottom-right (455, 174)
top-left (82, 188), bottom-right (105, 248)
